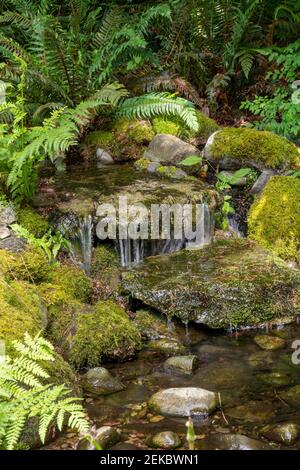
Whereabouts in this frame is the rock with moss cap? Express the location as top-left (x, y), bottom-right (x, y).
top-left (248, 176), bottom-right (300, 262)
top-left (49, 263), bottom-right (92, 303)
top-left (122, 239), bottom-right (300, 329)
top-left (204, 128), bottom-right (300, 171)
top-left (254, 334), bottom-right (285, 351)
top-left (16, 207), bottom-right (49, 237)
top-left (82, 367), bottom-right (125, 396)
top-left (146, 431), bottom-right (181, 449)
top-left (0, 246), bottom-right (51, 283)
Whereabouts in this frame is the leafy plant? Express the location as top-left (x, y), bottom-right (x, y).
top-left (179, 155), bottom-right (203, 166)
top-left (216, 168), bottom-right (252, 190)
top-left (219, 195), bottom-right (235, 230)
top-left (11, 224), bottom-right (70, 263)
top-left (0, 332), bottom-right (89, 450)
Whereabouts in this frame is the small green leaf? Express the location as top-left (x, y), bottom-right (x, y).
top-left (179, 155), bottom-right (202, 166)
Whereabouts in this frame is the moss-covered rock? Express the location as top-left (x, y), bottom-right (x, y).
top-left (91, 245), bottom-right (119, 274)
top-left (49, 264), bottom-right (92, 303)
top-left (204, 128), bottom-right (300, 171)
top-left (68, 300), bottom-right (142, 368)
top-left (122, 239), bottom-right (300, 329)
top-left (189, 110), bottom-right (220, 143)
top-left (0, 246), bottom-right (51, 283)
top-left (152, 117), bottom-right (182, 137)
top-left (113, 119), bottom-right (154, 144)
top-left (248, 176), bottom-right (300, 262)
top-left (0, 277), bottom-right (47, 353)
top-left (17, 207), bottom-right (49, 237)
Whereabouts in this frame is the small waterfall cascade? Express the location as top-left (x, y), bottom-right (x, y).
top-left (227, 214), bottom-right (243, 238)
top-left (69, 215), bottom-right (94, 274)
top-left (117, 203), bottom-right (214, 267)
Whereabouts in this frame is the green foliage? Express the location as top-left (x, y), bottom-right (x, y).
top-left (217, 195), bottom-right (235, 230)
top-left (210, 127), bottom-right (300, 169)
top-left (248, 176), bottom-right (300, 261)
top-left (0, 333), bottom-right (89, 450)
top-left (241, 39), bottom-right (300, 139)
top-left (180, 155), bottom-right (202, 166)
top-left (11, 224), bottom-right (70, 263)
top-left (216, 168), bottom-right (252, 190)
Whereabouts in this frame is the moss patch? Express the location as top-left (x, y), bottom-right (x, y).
top-left (68, 300), bottom-right (142, 368)
top-left (0, 246), bottom-right (51, 283)
top-left (49, 264), bottom-right (92, 302)
top-left (209, 128), bottom-right (300, 169)
top-left (248, 176), bottom-right (300, 261)
top-left (152, 117), bottom-right (182, 137)
top-left (17, 207), bottom-right (49, 237)
top-left (113, 119), bottom-right (154, 144)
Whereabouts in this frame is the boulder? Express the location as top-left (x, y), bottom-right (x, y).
top-left (82, 367), bottom-right (125, 396)
top-left (144, 134), bottom-right (201, 173)
top-left (164, 355), bottom-right (199, 374)
top-left (0, 206), bottom-right (16, 226)
top-left (122, 239), bottom-right (300, 329)
top-left (254, 334), bottom-right (285, 351)
top-left (249, 170), bottom-right (276, 195)
top-left (77, 426), bottom-right (120, 450)
top-left (204, 128), bottom-right (299, 171)
top-left (0, 226), bottom-right (10, 239)
top-left (96, 148), bottom-right (114, 165)
top-left (147, 431), bottom-right (181, 449)
top-left (260, 423), bottom-right (300, 445)
top-left (148, 387), bottom-right (217, 417)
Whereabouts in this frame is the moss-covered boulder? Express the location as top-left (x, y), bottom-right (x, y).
top-left (0, 246), bottom-right (51, 282)
top-left (122, 239), bottom-right (300, 329)
top-left (248, 176), bottom-right (300, 262)
top-left (152, 117), bottom-right (182, 137)
top-left (0, 276), bottom-right (47, 353)
top-left (49, 264), bottom-right (92, 302)
top-left (16, 207), bottom-right (49, 237)
top-left (204, 128), bottom-right (300, 171)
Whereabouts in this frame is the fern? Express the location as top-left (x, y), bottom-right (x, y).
top-left (117, 92), bottom-right (199, 132)
top-left (0, 332), bottom-right (90, 450)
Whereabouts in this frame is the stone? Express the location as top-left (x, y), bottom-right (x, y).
top-left (147, 431), bottom-right (181, 449)
top-left (247, 350), bottom-right (274, 368)
top-left (0, 226), bottom-right (10, 239)
top-left (122, 239), bottom-right (300, 329)
top-left (254, 334), bottom-right (285, 351)
top-left (148, 387), bottom-right (217, 417)
top-left (226, 400), bottom-right (275, 423)
top-left (164, 355), bottom-right (199, 374)
top-left (260, 423), bottom-right (300, 445)
top-left (82, 367), bottom-right (125, 396)
top-left (77, 426), bottom-right (120, 450)
top-left (257, 371), bottom-right (290, 387)
top-left (279, 385), bottom-right (300, 407)
top-left (147, 339), bottom-right (185, 355)
top-left (0, 206), bottom-right (16, 226)
top-left (0, 234), bottom-right (26, 252)
top-left (250, 170), bottom-right (276, 195)
top-left (197, 434), bottom-right (272, 450)
top-left (144, 134), bottom-right (201, 174)
top-left (96, 148), bottom-right (114, 165)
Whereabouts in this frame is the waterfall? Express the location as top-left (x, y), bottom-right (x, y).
top-left (227, 214), bottom-right (243, 238)
top-left (118, 203), bottom-right (213, 267)
top-left (70, 215), bottom-right (94, 274)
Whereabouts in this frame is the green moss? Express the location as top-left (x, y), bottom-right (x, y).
top-left (17, 207), bottom-right (49, 237)
top-left (49, 264), bottom-right (92, 302)
top-left (195, 111), bottom-right (220, 139)
top-left (152, 117), bottom-right (181, 136)
top-left (113, 119), bottom-right (154, 144)
top-left (210, 128), bottom-right (300, 169)
top-left (0, 246), bottom-right (51, 283)
top-left (248, 176), bottom-right (300, 261)
top-left (134, 158), bottom-right (151, 171)
top-left (85, 130), bottom-right (114, 147)
top-left (69, 300), bottom-right (142, 368)
top-left (0, 277), bottom-right (46, 352)
top-left (91, 245), bottom-right (118, 273)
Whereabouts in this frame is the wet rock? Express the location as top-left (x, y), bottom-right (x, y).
top-left (279, 385), bottom-right (300, 407)
top-left (197, 433), bottom-right (272, 450)
top-left (0, 206), bottom-right (16, 225)
top-left (194, 361), bottom-right (250, 390)
top-left (122, 239), bottom-right (300, 329)
top-left (148, 387), bottom-right (217, 417)
top-left (110, 442), bottom-right (141, 450)
top-left (82, 367), bottom-right (125, 396)
top-left (144, 134), bottom-right (201, 171)
top-left (147, 431), bottom-right (181, 449)
top-left (247, 350), bottom-right (274, 368)
top-left (77, 426), bottom-right (120, 450)
top-left (96, 148), bottom-right (114, 165)
top-left (250, 170), bottom-right (276, 195)
top-left (226, 400), bottom-right (275, 423)
top-left (254, 334), bottom-right (285, 351)
top-left (257, 371), bottom-right (291, 387)
top-left (0, 226), bottom-right (10, 239)
top-left (106, 383), bottom-right (151, 406)
top-left (147, 338), bottom-right (185, 355)
top-left (164, 355), bottom-right (199, 374)
top-left (260, 423), bottom-right (300, 445)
